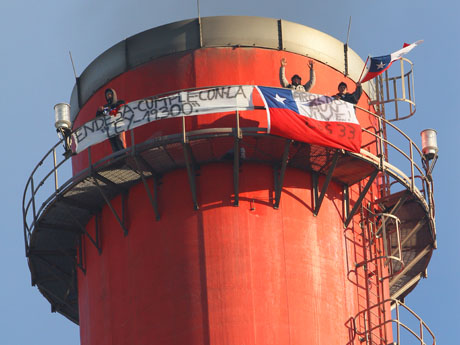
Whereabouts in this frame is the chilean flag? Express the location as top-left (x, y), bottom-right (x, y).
top-left (258, 86), bottom-right (361, 153)
top-left (361, 40), bottom-right (423, 83)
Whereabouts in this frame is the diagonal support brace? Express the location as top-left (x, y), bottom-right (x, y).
top-left (344, 170), bottom-right (379, 228)
top-left (133, 155), bottom-right (161, 220)
top-left (92, 175), bottom-right (129, 236)
top-left (313, 151), bottom-right (340, 216)
top-left (61, 201), bottom-right (102, 254)
top-left (274, 140), bottom-right (291, 209)
top-left (183, 143), bottom-right (199, 210)
top-left (375, 191), bottom-right (410, 234)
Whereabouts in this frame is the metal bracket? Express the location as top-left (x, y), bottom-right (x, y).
top-left (313, 151), bottom-right (340, 216)
top-left (394, 216), bottom-right (427, 256)
top-left (132, 155), bottom-right (161, 220)
top-left (92, 175), bottom-right (129, 236)
top-left (60, 202), bottom-right (102, 254)
top-left (375, 191), bottom-right (410, 234)
top-left (183, 143), bottom-right (199, 210)
top-left (389, 244), bottom-right (432, 289)
top-left (32, 254), bottom-right (73, 287)
top-left (344, 170), bottom-right (379, 228)
top-left (37, 281), bottom-right (75, 314)
top-left (59, 195), bottom-right (100, 214)
top-left (273, 140), bottom-right (291, 209)
top-left (93, 172), bottom-right (129, 194)
top-left (77, 236), bottom-right (86, 274)
top-left (343, 184), bottom-right (350, 220)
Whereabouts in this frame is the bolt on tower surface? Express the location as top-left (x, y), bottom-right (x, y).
top-left (23, 16), bottom-right (437, 345)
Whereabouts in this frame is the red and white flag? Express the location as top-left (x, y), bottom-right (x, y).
top-left (258, 86), bottom-right (361, 152)
top-left (361, 40), bottom-right (423, 83)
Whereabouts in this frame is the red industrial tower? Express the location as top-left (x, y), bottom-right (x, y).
top-left (23, 17), bottom-right (437, 345)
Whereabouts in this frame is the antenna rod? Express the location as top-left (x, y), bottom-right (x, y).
top-left (197, 0), bottom-right (203, 47)
top-left (346, 16), bottom-right (352, 46)
top-left (358, 56), bottom-right (370, 82)
top-left (69, 51), bottom-right (78, 81)
top-left (344, 16), bottom-right (352, 76)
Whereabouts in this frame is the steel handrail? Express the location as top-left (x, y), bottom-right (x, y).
top-left (370, 58), bottom-right (417, 122)
top-left (23, 85), bottom-right (434, 254)
top-left (355, 213), bottom-right (404, 281)
top-left (355, 103), bottom-right (431, 207)
top-left (22, 139), bottom-right (69, 255)
top-left (353, 298), bottom-right (435, 345)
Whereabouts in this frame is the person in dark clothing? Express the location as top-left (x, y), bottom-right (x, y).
top-left (96, 88), bottom-right (125, 152)
top-left (333, 82), bottom-right (362, 104)
top-left (279, 58), bottom-right (316, 92)
top-left (57, 126), bottom-right (73, 158)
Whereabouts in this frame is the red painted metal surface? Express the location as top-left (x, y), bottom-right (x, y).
top-left (76, 47), bottom-right (387, 344)
top-left (79, 163), bottom-right (361, 344)
top-left (71, 48), bottom-right (376, 174)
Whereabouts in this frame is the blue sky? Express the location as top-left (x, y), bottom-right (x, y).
top-left (1, 1), bottom-right (457, 344)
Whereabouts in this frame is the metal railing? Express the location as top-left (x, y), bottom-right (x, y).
top-left (370, 58), bottom-right (416, 122)
top-left (355, 213), bottom-right (404, 281)
top-left (23, 85), bottom-right (435, 253)
top-left (356, 104), bottom-right (434, 220)
top-left (353, 298), bottom-right (436, 345)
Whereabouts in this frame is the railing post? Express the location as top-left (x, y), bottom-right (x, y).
top-left (88, 146), bottom-right (92, 168)
top-left (400, 59), bottom-right (406, 100)
top-left (396, 301), bottom-right (401, 345)
top-left (130, 129), bottom-right (135, 149)
top-left (53, 148), bottom-right (59, 191)
top-left (410, 141), bottom-right (415, 192)
top-left (378, 117), bottom-right (385, 170)
top-left (419, 319), bottom-right (424, 345)
top-left (182, 116), bottom-right (187, 144)
top-left (31, 177), bottom-right (37, 229)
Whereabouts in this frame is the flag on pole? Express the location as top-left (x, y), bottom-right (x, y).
top-left (257, 86), bottom-right (362, 153)
top-left (360, 40), bottom-right (423, 83)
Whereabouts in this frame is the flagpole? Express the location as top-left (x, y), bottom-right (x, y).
top-left (358, 55), bottom-right (370, 83)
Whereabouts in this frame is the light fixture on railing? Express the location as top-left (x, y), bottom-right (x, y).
top-left (420, 129), bottom-right (438, 177)
top-left (54, 103), bottom-right (73, 158)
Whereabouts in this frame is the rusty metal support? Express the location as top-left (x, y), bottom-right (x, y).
top-left (93, 172), bottom-right (129, 194)
top-left (77, 236), bottom-right (86, 274)
top-left (132, 155), bottom-right (161, 220)
top-left (59, 195), bottom-right (100, 213)
top-left (182, 115), bottom-right (199, 210)
top-left (397, 217), bottom-right (427, 255)
top-left (273, 140), bottom-right (291, 209)
top-left (314, 151), bottom-right (340, 216)
top-left (375, 191), bottom-right (410, 235)
top-left (343, 184), bottom-right (350, 221)
top-left (344, 170), bottom-right (378, 228)
top-left (312, 172), bottom-right (318, 212)
top-left (92, 175), bottom-right (129, 236)
top-left (36, 282), bottom-right (75, 314)
top-left (60, 202), bottom-right (102, 254)
top-left (391, 272), bottom-right (423, 300)
top-left (183, 143), bottom-right (199, 210)
top-left (389, 244), bottom-right (432, 288)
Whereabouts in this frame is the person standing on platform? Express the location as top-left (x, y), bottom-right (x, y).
top-left (279, 58), bottom-right (316, 92)
top-left (96, 88), bottom-right (126, 152)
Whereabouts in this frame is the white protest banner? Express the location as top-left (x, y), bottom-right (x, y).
top-left (73, 85), bottom-right (254, 153)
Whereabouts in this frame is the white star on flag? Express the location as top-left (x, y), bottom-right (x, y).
top-left (274, 94), bottom-right (286, 104)
top-left (376, 61), bottom-right (386, 69)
